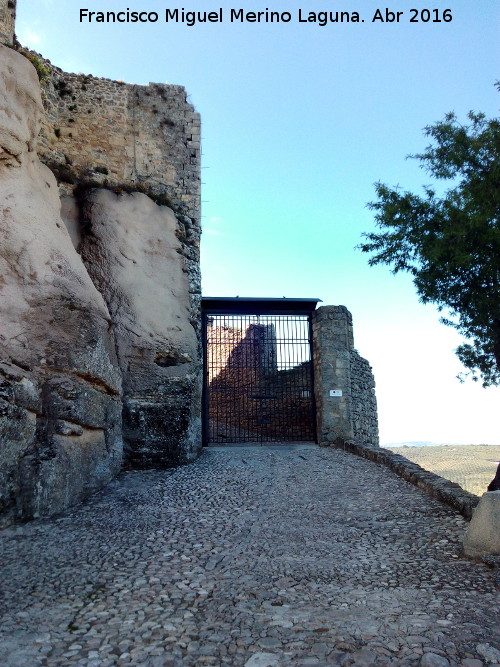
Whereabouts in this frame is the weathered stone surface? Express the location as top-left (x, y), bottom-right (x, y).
top-left (0, 45), bottom-right (122, 526)
top-left (476, 643), bottom-right (500, 664)
top-left (0, 43), bottom-right (41, 163)
top-left (78, 188), bottom-right (202, 467)
top-left (420, 653), bottom-right (450, 667)
top-left (0, 0), bottom-right (16, 46)
top-left (1, 0), bottom-right (203, 524)
top-left (313, 306), bottom-right (355, 443)
top-left (350, 349), bottom-right (378, 443)
top-left (59, 194), bottom-right (81, 249)
top-left (31, 49), bottom-right (201, 220)
top-left (463, 492), bottom-right (500, 557)
top-left (0, 0), bottom-right (15, 48)
top-left (245, 652), bottom-right (281, 666)
top-left (351, 647), bottom-right (378, 665)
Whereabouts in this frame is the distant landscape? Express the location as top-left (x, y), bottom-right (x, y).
top-left (384, 441), bottom-right (500, 448)
top-left (386, 444), bottom-right (500, 496)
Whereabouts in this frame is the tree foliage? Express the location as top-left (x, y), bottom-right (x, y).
top-left (360, 101), bottom-right (500, 387)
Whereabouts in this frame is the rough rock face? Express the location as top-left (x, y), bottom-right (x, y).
top-left (0, 46), bottom-right (122, 526)
top-left (77, 189), bottom-right (202, 468)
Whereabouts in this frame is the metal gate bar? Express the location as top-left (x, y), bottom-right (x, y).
top-left (203, 313), bottom-right (315, 444)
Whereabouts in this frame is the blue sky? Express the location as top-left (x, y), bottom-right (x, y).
top-left (16, 0), bottom-right (500, 444)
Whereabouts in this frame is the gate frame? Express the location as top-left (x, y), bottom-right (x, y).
top-left (201, 297), bottom-right (321, 446)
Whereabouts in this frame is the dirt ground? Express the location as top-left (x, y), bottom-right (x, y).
top-left (387, 445), bottom-right (500, 496)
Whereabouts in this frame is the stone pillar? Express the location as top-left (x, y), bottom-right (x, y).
top-left (0, 0), bottom-right (16, 46)
top-left (312, 306), bottom-right (355, 444)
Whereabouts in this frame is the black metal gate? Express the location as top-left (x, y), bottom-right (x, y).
top-left (202, 298), bottom-right (319, 445)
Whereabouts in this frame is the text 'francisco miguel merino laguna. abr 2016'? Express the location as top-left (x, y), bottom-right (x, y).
top-left (78, 8), bottom-right (453, 26)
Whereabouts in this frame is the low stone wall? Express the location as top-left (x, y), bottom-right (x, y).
top-left (332, 439), bottom-right (479, 519)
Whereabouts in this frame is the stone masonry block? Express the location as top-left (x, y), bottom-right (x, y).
top-left (463, 491), bottom-right (500, 557)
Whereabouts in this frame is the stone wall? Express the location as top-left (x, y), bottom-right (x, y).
top-left (30, 33), bottom-right (202, 470)
top-left (27, 46), bottom-right (203, 343)
top-left (0, 0), bottom-right (14, 46)
top-left (32, 58), bottom-right (200, 220)
top-left (207, 324), bottom-right (278, 441)
top-left (350, 350), bottom-right (379, 444)
top-left (312, 305), bottom-right (379, 445)
top-left (206, 324), bottom-right (245, 383)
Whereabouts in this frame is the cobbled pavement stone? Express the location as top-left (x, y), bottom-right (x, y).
top-left (0, 445), bottom-right (498, 666)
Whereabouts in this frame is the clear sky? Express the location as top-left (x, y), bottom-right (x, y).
top-left (16, 0), bottom-right (500, 445)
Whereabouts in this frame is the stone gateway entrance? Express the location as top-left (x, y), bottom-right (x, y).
top-left (202, 298), bottom-right (319, 445)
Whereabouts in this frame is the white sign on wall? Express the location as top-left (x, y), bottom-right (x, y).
top-left (329, 390), bottom-right (342, 397)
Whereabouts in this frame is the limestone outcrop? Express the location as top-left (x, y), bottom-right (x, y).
top-left (77, 189), bottom-right (201, 467)
top-left (0, 45), bottom-right (122, 525)
top-left (1, 24), bottom-right (203, 525)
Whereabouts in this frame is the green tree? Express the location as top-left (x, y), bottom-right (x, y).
top-left (360, 106), bottom-right (500, 387)
top-left (360, 97), bottom-right (500, 490)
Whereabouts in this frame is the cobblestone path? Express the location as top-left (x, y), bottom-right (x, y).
top-left (1, 446), bottom-right (499, 667)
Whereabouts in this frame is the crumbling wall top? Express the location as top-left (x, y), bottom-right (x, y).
top-left (26, 52), bottom-right (201, 222)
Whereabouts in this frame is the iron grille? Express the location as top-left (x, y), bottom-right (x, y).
top-left (203, 313), bottom-right (316, 444)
